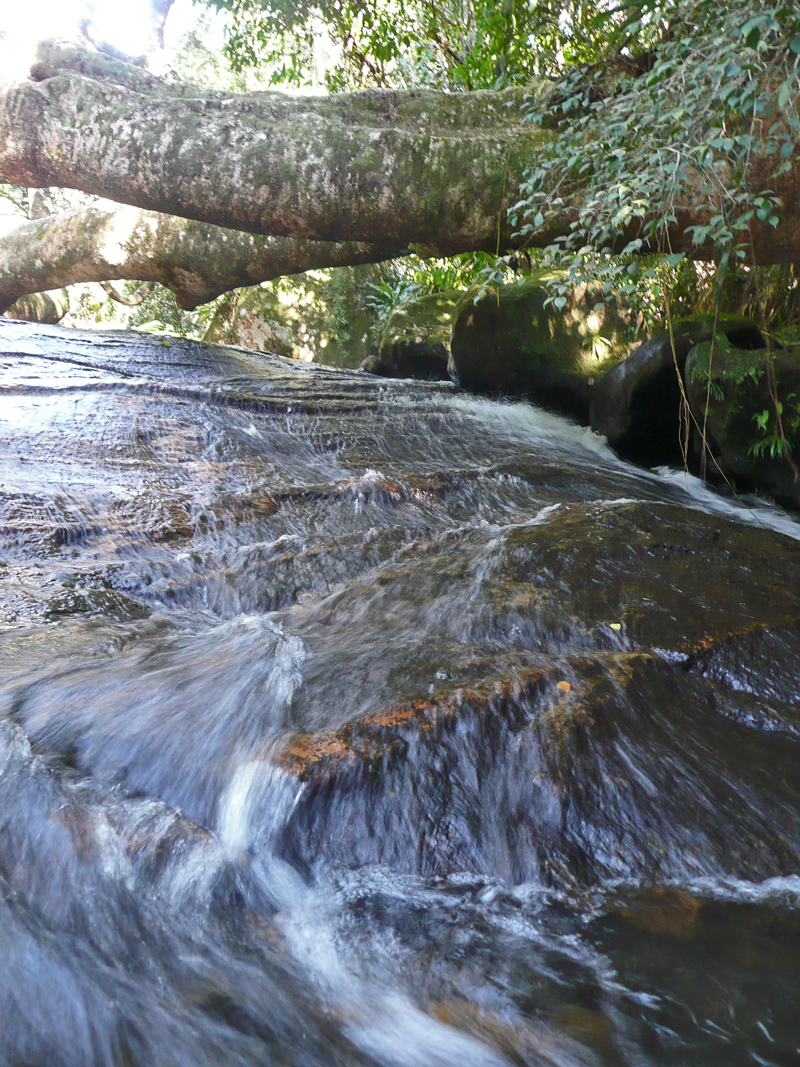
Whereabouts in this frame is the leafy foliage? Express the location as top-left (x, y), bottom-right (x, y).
top-left (169, 6), bottom-right (276, 90)
top-left (202, 0), bottom-right (571, 90)
top-left (511, 0), bottom-right (800, 297)
top-left (364, 250), bottom-right (512, 338)
top-left (750, 395), bottom-right (800, 459)
top-left (687, 333), bottom-right (800, 465)
top-left (121, 281), bottom-right (225, 337)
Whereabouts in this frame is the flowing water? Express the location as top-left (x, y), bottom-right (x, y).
top-left (1, 317), bottom-right (800, 1067)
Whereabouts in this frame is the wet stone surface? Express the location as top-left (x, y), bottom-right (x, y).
top-left (1, 317), bottom-right (800, 1067)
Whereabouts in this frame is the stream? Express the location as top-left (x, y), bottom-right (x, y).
top-left (1, 317), bottom-right (800, 1067)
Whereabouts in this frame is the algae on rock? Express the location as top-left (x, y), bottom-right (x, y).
top-left (449, 275), bottom-right (635, 421)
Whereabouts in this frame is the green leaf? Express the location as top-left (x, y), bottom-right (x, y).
top-left (741, 17), bottom-right (762, 44)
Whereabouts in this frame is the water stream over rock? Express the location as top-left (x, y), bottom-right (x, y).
top-left (1, 318), bottom-right (799, 1066)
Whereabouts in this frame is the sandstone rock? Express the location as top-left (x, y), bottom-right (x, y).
top-left (203, 264), bottom-right (383, 366)
top-left (273, 500), bottom-right (800, 882)
top-left (448, 276), bottom-right (634, 420)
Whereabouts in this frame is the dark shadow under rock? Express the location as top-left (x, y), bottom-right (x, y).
top-left (361, 291), bottom-right (459, 380)
top-left (590, 315), bottom-right (766, 466)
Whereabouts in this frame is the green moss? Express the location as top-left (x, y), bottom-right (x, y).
top-left (450, 273), bottom-right (634, 410)
top-left (685, 343), bottom-right (800, 508)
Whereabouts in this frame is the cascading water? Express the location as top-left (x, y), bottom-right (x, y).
top-left (1, 317), bottom-right (799, 1066)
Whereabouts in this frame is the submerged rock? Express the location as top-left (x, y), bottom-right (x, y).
top-left (448, 276), bottom-right (633, 420)
top-left (278, 636), bottom-right (800, 884)
top-left (274, 500), bottom-right (800, 884)
top-left (684, 339), bottom-right (800, 508)
top-left (590, 315), bottom-right (765, 465)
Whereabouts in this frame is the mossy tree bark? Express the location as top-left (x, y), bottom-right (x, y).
top-left (0, 202), bottom-right (404, 313)
top-left (0, 40), bottom-right (797, 310)
top-left (0, 42), bottom-right (538, 250)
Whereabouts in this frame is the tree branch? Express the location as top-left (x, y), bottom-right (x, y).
top-left (100, 280), bottom-right (155, 305)
top-left (0, 201), bottom-right (406, 313)
top-left (0, 42), bottom-right (537, 253)
top-left (0, 35), bottom-right (797, 316)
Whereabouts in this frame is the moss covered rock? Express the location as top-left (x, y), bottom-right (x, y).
top-left (3, 289), bottom-right (69, 325)
top-left (590, 315), bottom-right (765, 466)
top-left (448, 276), bottom-right (634, 420)
top-left (363, 291), bottom-right (459, 380)
top-left (684, 339), bottom-right (800, 508)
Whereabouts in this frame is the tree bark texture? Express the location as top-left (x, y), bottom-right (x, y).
top-left (0, 42), bottom-right (538, 253)
top-left (0, 201), bottom-right (403, 313)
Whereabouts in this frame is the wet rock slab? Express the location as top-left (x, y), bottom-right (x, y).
top-left (2, 320), bottom-right (800, 1066)
top-left (274, 500), bottom-right (800, 885)
top-left (277, 641), bottom-right (800, 885)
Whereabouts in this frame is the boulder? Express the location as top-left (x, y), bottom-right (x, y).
top-left (203, 264), bottom-right (383, 366)
top-left (203, 293), bottom-right (294, 357)
top-left (684, 339), bottom-right (800, 508)
top-left (361, 291), bottom-right (459, 380)
top-left (3, 289), bottom-right (69, 324)
top-left (448, 275), bottom-right (634, 421)
top-left (590, 315), bottom-right (765, 466)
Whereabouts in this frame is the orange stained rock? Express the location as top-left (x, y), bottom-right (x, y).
top-left (553, 1004), bottom-right (617, 1058)
top-left (278, 733), bottom-right (353, 774)
top-left (275, 666), bottom-right (548, 781)
top-left (617, 887), bottom-right (702, 939)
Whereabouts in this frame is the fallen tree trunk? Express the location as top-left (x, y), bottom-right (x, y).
top-left (0, 41), bottom-right (539, 254)
top-left (0, 201), bottom-right (404, 313)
